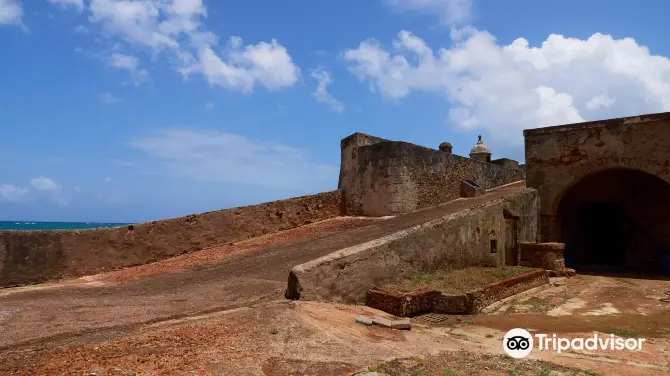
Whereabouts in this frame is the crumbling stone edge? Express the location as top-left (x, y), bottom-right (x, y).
top-left (365, 269), bottom-right (551, 317)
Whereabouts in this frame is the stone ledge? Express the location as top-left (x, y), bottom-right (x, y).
top-left (366, 269), bottom-right (549, 317)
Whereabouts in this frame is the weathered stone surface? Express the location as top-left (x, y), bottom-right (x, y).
top-left (391, 319), bottom-right (411, 330)
top-left (367, 289), bottom-right (439, 317)
top-left (548, 268), bottom-right (576, 277)
top-left (460, 180), bottom-right (486, 198)
top-left (367, 269), bottom-right (549, 316)
top-left (371, 316), bottom-right (393, 328)
top-left (524, 112), bottom-right (670, 243)
top-left (287, 187), bottom-right (538, 304)
top-left (519, 242), bottom-right (566, 271)
top-left (356, 315), bottom-right (373, 326)
top-left (0, 190), bottom-right (344, 287)
top-left (339, 132), bottom-right (525, 216)
top-left (434, 294), bottom-right (471, 314)
top-left (466, 269), bottom-right (549, 313)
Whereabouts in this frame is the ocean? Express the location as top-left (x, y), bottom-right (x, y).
top-left (0, 221), bottom-right (131, 231)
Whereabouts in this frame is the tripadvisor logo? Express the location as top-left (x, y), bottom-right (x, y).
top-left (503, 328), bottom-right (534, 358)
top-left (503, 328), bottom-right (646, 358)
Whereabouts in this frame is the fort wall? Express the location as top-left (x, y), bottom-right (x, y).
top-left (339, 133), bottom-right (525, 216)
top-left (0, 190), bottom-right (344, 287)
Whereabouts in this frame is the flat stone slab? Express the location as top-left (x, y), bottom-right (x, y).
top-left (355, 315), bottom-right (373, 326)
top-left (356, 315), bottom-right (411, 330)
top-left (390, 318), bottom-right (411, 330)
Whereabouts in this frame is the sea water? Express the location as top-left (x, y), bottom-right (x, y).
top-left (0, 221), bottom-right (131, 231)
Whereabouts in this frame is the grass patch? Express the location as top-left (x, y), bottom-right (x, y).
top-left (485, 334), bottom-right (495, 338)
top-left (526, 297), bottom-right (551, 313)
top-left (381, 266), bottom-right (540, 294)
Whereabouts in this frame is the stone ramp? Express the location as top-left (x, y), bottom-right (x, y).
top-left (0, 181), bottom-right (526, 350)
top-left (286, 181), bottom-right (537, 303)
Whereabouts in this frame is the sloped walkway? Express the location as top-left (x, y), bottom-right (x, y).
top-left (0, 182), bottom-right (526, 351)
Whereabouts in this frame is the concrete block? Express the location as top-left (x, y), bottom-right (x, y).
top-left (356, 315), bottom-right (373, 326)
top-left (391, 319), bottom-right (411, 330)
top-left (371, 316), bottom-right (393, 328)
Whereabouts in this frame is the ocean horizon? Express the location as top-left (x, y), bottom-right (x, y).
top-left (0, 221), bottom-right (131, 231)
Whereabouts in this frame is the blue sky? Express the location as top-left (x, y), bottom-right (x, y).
top-left (2, 0), bottom-right (670, 223)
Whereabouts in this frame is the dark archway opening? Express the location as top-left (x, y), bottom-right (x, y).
top-left (558, 168), bottom-right (670, 276)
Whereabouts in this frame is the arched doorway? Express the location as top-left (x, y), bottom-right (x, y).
top-left (557, 168), bottom-right (670, 275)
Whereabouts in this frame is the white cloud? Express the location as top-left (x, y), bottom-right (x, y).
top-left (191, 38), bottom-right (300, 93)
top-left (104, 176), bottom-right (112, 183)
top-left (311, 69), bottom-right (344, 113)
top-left (0, 0), bottom-right (22, 25)
top-left (30, 177), bottom-right (62, 191)
top-left (109, 53), bottom-right (149, 85)
top-left (48, 0), bottom-right (84, 12)
top-left (205, 102), bottom-right (214, 110)
top-left (386, 0), bottom-right (472, 26)
top-left (585, 94), bottom-right (616, 111)
top-left (0, 184), bottom-right (28, 202)
top-left (82, 0), bottom-right (299, 94)
top-left (100, 92), bottom-right (120, 104)
top-left (127, 129), bottom-right (336, 190)
top-left (344, 29), bottom-right (670, 153)
top-left (74, 185), bottom-right (81, 193)
top-left (74, 25), bottom-right (88, 33)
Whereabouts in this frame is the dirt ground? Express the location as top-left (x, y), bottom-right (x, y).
top-left (366, 351), bottom-right (600, 376)
top-left (380, 266), bottom-right (539, 294)
top-left (1, 274), bottom-right (668, 376)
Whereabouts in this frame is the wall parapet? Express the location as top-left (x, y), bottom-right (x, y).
top-left (0, 190), bottom-right (344, 287)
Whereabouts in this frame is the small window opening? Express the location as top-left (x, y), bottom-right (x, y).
top-left (490, 239), bottom-right (498, 254)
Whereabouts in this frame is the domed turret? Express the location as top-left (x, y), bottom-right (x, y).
top-left (439, 141), bottom-right (453, 154)
top-left (469, 135), bottom-right (491, 163)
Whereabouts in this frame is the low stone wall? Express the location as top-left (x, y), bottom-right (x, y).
top-left (466, 269), bottom-right (549, 312)
top-left (435, 294), bottom-right (471, 314)
top-left (366, 269), bottom-right (549, 317)
top-left (366, 289), bottom-right (439, 317)
top-left (519, 242), bottom-right (566, 271)
top-left (0, 190), bottom-right (344, 287)
top-left (285, 187), bottom-right (538, 304)
top-left (338, 133), bottom-right (525, 216)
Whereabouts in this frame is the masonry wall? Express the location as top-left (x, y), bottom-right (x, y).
top-left (340, 134), bottom-right (525, 216)
top-left (338, 132), bottom-right (391, 215)
top-left (0, 190), bottom-right (344, 287)
top-left (286, 187), bottom-right (539, 303)
top-left (524, 112), bottom-right (670, 241)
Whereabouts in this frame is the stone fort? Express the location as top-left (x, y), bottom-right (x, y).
top-left (1, 111), bottom-right (669, 298)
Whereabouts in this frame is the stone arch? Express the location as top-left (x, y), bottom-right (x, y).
top-left (554, 167), bottom-right (670, 273)
top-left (548, 161), bottom-right (670, 215)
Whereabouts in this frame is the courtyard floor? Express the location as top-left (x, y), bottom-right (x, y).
top-left (1, 273), bottom-right (668, 375)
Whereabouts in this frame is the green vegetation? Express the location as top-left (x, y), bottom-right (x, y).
top-left (381, 266), bottom-right (540, 294)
